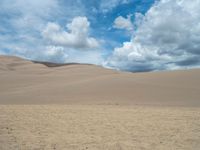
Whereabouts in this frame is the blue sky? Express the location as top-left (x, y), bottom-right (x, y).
top-left (0, 0), bottom-right (200, 71)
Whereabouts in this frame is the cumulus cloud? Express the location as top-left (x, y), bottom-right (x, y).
top-left (113, 15), bottom-right (133, 30)
top-left (42, 46), bottom-right (68, 63)
top-left (106, 0), bottom-right (200, 71)
top-left (42, 17), bottom-right (99, 49)
top-left (0, 0), bottom-right (91, 63)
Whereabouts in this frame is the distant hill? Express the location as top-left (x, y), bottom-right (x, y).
top-left (32, 61), bottom-right (91, 67)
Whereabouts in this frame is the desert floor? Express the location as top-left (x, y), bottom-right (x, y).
top-left (0, 105), bottom-right (200, 150)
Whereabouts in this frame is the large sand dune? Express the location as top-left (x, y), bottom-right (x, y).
top-left (0, 55), bottom-right (200, 106)
top-left (0, 55), bottom-right (200, 150)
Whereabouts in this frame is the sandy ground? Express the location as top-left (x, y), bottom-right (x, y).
top-left (0, 56), bottom-right (200, 149)
top-left (0, 105), bottom-right (200, 150)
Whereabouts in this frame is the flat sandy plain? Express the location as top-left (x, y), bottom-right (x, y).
top-left (0, 55), bottom-right (200, 150)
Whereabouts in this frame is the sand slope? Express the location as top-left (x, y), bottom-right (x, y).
top-left (0, 55), bottom-right (200, 106)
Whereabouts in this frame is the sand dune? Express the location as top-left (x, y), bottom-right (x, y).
top-left (1, 55), bottom-right (200, 150)
top-left (0, 55), bottom-right (200, 106)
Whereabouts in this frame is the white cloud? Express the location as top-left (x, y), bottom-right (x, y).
top-left (0, 0), bottom-right (91, 63)
top-left (0, 0), bottom-right (103, 65)
top-left (100, 0), bottom-right (131, 13)
top-left (65, 50), bottom-right (104, 65)
top-left (106, 0), bottom-right (200, 71)
top-left (0, 0), bottom-right (60, 32)
top-left (43, 46), bottom-right (68, 63)
top-left (113, 15), bottom-right (133, 30)
top-left (42, 17), bottom-right (99, 49)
